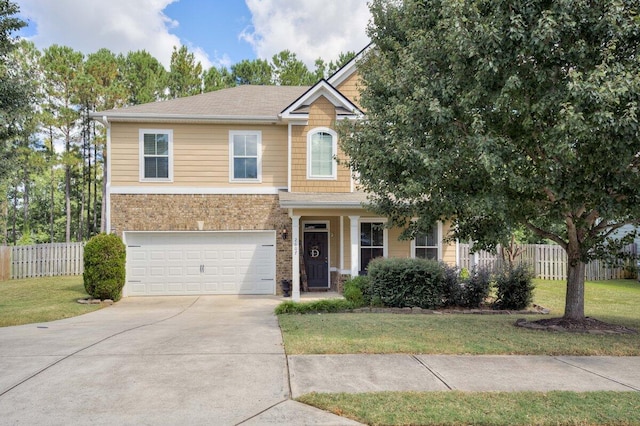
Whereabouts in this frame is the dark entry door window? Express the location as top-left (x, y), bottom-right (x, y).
top-left (360, 222), bottom-right (384, 273)
top-left (304, 232), bottom-right (329, 288)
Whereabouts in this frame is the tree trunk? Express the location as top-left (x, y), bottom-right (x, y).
top-left (564, 246), bottom-right (586, 320)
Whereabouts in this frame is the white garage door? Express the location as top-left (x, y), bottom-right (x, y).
top-left (124, 231), bottom-right (276, 296)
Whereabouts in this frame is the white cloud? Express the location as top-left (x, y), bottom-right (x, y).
top-left (241, 0), bottom-right (371, 67)
top-left (16, 0), bottom-right (212, 69)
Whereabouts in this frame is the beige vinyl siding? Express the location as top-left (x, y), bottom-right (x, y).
top-left (389, 221), bottom-right (457, 266)
top-left (290, 96), bottom-right (352, 192)
top-left (335, 71), bottom-right (362, 110)
top-left (387, 227), bottom-right (407, 259)
top-left (110, 122), bottom-right (288, 187)
top-left (441, 221), bottom-right (456, 266)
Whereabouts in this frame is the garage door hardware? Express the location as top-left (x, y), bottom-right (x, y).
top-left (200, 265), bottom-right (204, 273)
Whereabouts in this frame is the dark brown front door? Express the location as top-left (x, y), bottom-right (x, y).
top-left (304, 232), bottom-right (329, 288)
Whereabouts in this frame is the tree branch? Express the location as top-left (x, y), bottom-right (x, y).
top-left (525, 221), bottom-right (567, 249)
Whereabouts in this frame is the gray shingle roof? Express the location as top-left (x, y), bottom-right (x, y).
top-left (279, 190), bottom-right (370, 209)
top-left (95, 85), bottom-right (310, 122)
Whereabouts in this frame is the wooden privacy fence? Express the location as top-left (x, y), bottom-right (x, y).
top-left (458, 243), bottom-right (637, 281)
top-left (8, 243), bottom-right (85, 280)
top-left (0, 246), bottom-right (10, 281)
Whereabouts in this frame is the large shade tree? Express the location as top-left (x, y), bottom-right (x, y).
top-left (341, 0), bottom-right (640, 322)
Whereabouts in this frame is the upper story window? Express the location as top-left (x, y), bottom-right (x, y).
top-left (140, 129), bottom-right (172, 181)
top-left (230, 131), bottom-right (261, 182)
top-left (307, 128), bottom-right (337, 179)
top-left (413, 223), bottom-right (440, 260)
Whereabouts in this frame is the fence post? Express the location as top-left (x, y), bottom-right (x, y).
top-left (0, 246), bottom-right (10, 281)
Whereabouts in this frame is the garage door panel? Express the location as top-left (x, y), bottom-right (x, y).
top-left (126, 232), bottom-right (275, 296)
top-left (203, 250), bottom-right (219, 260)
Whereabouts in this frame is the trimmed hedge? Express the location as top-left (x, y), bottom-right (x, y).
top-left (275, 299), bottom-right (354, 314)
top-left (366, 258), bottom-right (492, 310)
top-left (83, 233), bottom-right (126, 301)
top-left (368, 257), bottom-right (445, 309)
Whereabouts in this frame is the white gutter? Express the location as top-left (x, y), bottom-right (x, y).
top-left (90, 113), bottom-right (280, 124)
top-left (99, 115), bottom-right (112, 235)
top-left (278, 201), bottom-right (368, 209)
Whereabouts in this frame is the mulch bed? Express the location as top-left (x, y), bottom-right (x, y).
top-left (515, 317), bottom-right (638, 335)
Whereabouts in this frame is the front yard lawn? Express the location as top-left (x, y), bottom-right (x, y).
top-left (278, 279), bottom-right (640, 356)
top-left (280, 279), bottom-right (640, 425)
top-left (300, 391), bottom-right (640, 426)
top-left (0, 276), bottom-right (103, 327)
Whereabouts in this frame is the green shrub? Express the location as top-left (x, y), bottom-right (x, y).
top-left (343, 275), bottom-right (371, 307)
top-left (275, 299), bottom-right (354, 314)
top-left (623, 261), bottom-right (638, 279)
top-left (494, 264), bottom-right (535, 310)
top-left (368, 258), bottom-right (445, 309)
top-left (458, 267), bottom-right (492, 308)
top-left (83, 233), bottom-right (126, 301)
top-left (442, 263), bottom-right (463, 306)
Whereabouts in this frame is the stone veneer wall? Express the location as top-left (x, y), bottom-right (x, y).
top-left (110, 194), bottom-right (292, 292)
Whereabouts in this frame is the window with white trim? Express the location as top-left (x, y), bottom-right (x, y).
top-left (140, 130), bottom-right (172, 181)
top-left (414, 223), bottom-right (439, 260)
top-left (230, 131), bottom-right (261, 182)
top-left (360, 222), bottom-right (384, 273)
top-left (307, 128), bottom-right (337, 179)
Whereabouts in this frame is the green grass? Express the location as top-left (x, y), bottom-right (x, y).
top-left (0, 276), bottom-right (103, 327)
top-left (299, 391), bottom-right (640, 426)
top-left (278, 279), bottom-right (640, 355)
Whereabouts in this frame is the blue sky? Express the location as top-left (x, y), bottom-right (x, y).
top-left (15, 0), bottom-right (370, 70)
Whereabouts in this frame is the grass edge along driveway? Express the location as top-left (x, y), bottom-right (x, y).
top-left (0, 276), bottom-right (103, 327)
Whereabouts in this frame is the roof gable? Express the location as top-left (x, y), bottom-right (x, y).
top-left (327, 43), bottom-right (372, 88)
top-left (279, 79), bottom-right (363, 121)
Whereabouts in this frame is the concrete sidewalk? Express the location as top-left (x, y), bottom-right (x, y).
top-left (288, 354), bottom-right (640, 397)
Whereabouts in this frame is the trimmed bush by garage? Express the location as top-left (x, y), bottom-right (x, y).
top-left (83, 233), bottom-right (126, 302)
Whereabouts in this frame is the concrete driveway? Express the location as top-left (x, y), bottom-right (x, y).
top-left (0, 296), bottom-right (360, 426)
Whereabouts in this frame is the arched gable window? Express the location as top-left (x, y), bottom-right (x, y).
top-left (307, 128), bottom-right (337, 179)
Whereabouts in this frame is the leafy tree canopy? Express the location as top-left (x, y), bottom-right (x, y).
top-left (168, 45), bottom-right (203, 98)
top-left (231, 58), bottom-right (272, 85)
top-left (341, 0), bottom-right (640, 320)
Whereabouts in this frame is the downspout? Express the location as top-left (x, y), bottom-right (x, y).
top-left (99, 116), bottom-right (112, 235)
top-left (287, 122), bottom-right (292, 191)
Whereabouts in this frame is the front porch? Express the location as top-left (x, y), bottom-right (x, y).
top-left (278, 190), bottom-right (460, 301)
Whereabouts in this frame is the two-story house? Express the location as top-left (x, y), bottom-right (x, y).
top-left (94, 49), bottom-right (457, 300)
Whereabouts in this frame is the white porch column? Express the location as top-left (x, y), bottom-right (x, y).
top-left (349, 215), bottom-right (360, 277)
top-left (290, 214), bottom-right (301, 301)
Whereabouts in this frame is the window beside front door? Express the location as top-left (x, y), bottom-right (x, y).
top-left (307, 128), bottom-right (337, 179)
top-left (360, 222), bottom-right (384, 273)
top-left (230, 131), bottom-right (261, 182)
top-left (140, 129), bottom-right (172, 181)
top-left (414, 223), bottom-right (439, 260)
